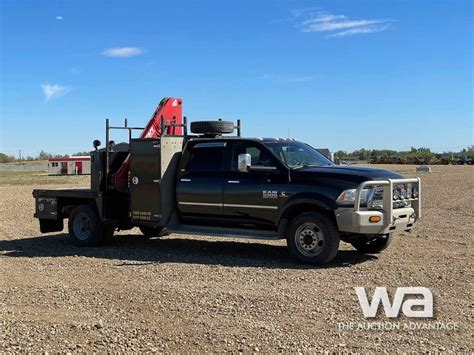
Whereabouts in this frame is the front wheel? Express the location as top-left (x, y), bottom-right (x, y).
top-left (286, 212), bottom-right (340, 265)
top-left (350, 233), bottom-right (393, 254)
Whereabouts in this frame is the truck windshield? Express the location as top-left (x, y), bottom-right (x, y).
top-left (264, 141), bottom-right (333, 169)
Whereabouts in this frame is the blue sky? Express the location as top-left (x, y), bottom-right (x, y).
top-left (1, 0), bottom-right (472, 157)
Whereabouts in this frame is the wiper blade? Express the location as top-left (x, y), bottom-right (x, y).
top-left (293, 163), bottom-right (326, 169)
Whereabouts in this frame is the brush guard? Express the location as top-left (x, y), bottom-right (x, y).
top-left (336, 177), bottom-right (421, 235)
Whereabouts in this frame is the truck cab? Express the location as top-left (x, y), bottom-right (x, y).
top-left (33, 105), bottom-right (421, 265)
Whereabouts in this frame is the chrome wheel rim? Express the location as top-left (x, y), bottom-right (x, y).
top-left (73, 212), bottom-right (92, 241)
top-left (295, 222), bottom-right (325, 257)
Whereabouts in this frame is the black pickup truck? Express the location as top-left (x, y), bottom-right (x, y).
top-left (33, 119), bottom-right (421, 265)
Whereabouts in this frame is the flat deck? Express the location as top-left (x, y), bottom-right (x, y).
top-left (32, 188), bottom-right (98, 199)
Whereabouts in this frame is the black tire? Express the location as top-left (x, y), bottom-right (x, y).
top-left (286, 212), bottom-right (340, 265)
top-left (139, 226), bottom-right (166, 238)
top-left (68, 205), bottom-right (113, 246)
top-left (190, 120), bottom-right (234, 135)
top-left (350, 233), bottom-right (393, 254)
top-left (101, 223), bottom-right (116, 243)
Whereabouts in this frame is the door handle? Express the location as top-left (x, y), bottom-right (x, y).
top-left (227, 180), bottom-right (240, 184)
top-left (180, 178), bottom-right (192, 182)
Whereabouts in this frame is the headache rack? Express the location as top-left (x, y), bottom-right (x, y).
top-left (104, 115), bottom-right (188, 192)
top-left (354, 177), bottom-right (421, 224)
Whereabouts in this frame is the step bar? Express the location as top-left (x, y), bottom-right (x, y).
top-left (166, 224), bottom-right (280, 240)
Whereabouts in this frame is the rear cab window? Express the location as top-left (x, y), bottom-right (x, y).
top-left (182, 141), bottom-right (229, 173)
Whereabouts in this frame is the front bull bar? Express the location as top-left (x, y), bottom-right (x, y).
top-left (353, 177), bottom-right (421, 226)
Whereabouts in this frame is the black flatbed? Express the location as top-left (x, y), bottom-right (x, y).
top-left (32, 188), bottom-right (98, 199)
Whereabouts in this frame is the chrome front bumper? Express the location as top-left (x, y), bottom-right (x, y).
top-left (335, 177), bottom-right (421, 235)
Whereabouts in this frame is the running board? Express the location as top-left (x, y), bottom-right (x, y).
top-left (166, 225), bottom-right (280, 240)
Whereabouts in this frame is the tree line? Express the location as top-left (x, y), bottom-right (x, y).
top-left (334, 146), bottom-right (474, 165)
top-left (1, 146), bottom-right (473, 165)
top-left (0, 151), bottom-right (90, 163)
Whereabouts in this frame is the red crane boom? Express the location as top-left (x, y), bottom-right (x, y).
top-left (112, 97), bottom-right (183, 190)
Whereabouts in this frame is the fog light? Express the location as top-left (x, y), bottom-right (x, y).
top-left (369, 216), bottom-right (382, 223)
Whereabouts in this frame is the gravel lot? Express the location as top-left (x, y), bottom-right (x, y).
top-left (1, 165), bottom-right (472, 352)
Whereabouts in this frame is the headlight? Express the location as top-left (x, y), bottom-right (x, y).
top-left (336, 188), bottom-right (372, 207)
top-left (400, 187), bottom-right (407, 199)
top-left (393, 184), bottom-right (406, 200)
top-left (393, 187), bottom-right (401, 200)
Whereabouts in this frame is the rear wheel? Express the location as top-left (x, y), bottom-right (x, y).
top-left (139, 226), bottom-right (166, 239)
top-left (68, 205), bottom-right (113, 246)
top-left (286, 212), bottom-right (340, 265)
top-left (350, 233), bottom-right (393, 254)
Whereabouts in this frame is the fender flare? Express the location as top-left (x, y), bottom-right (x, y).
top-left (277, 194), bottom-right (338, 237)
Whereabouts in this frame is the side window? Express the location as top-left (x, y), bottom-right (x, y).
top-left (185, 147), bottom-right (225, 172)
top-left (232, 143), bottom-right (277, 171)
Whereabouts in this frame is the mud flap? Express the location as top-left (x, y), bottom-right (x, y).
top-left (39, 219), bottom-right (64, 233)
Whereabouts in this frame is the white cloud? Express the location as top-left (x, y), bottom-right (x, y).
top-left (296, 10), bottom-right (392, 37)
top-left (56, 16), bottom-right (63, 20)
top-left (101, 47), bottom-right (144, 57)
top-left (260, 74), bottom-right (316, 83)
top-left (41, 84), bottom-right (71, 101)
top-left (329, 24), bottom-right (392, 38)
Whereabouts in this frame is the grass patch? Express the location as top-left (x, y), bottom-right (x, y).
top-left (0, 170), bottom-right (89, 187)
top-left (6, 160), bottom-right (49, 166)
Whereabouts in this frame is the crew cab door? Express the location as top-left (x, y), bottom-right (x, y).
top-left (223, 141), bottom-right (287, 228)
top-left (176, 142), bottom-right (228, 223)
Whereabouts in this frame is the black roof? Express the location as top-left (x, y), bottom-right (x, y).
top-left (188, 136), bottom-right (297, 143)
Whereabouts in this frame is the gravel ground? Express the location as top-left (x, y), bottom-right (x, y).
top-left (1, 165), bottom-right (472, 352)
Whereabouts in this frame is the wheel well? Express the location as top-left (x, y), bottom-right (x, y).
top-left (60, 198), bottom-right (96, 218)
top-left (278, 203), bottom-right (336, 237)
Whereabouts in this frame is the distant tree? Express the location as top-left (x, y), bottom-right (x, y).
top-left (334, 150), bottom-right (347, 158)
top-left (467, 146), bottom-right (474, 159)
top-left (0, 153), bottom-right (16, 163)
top-left (72, 151), bottom-right (90, 156)
top-left (38, 150), bottom-right (52, 160)
top-left (52, 154), bottom-right (69, 158)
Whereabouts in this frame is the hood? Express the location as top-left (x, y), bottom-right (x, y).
top-left (291, 165), bottom-right (404, 187)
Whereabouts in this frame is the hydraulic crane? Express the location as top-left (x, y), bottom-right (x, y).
top-left (111, 97), bottom-right (183, 190)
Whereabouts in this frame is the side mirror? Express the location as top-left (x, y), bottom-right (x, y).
top-left (93, 139), bottom-right (101, 150)
top-left (238, 153), bottom-right (251, 173)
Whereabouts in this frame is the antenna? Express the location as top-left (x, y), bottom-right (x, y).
top-left (287, 128), bottom-right (291, 182)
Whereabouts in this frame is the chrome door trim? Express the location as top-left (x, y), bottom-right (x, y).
top-left (178, 201), bottom-right (223, 207)
top-left (223, 203), bottom-right (278, 210)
